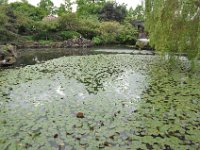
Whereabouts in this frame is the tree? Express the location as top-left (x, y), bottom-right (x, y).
top-left (127, 5), bottom-right (144, 20)
top-left (64, 0), bottom-right (73, 12)
top-left (10, 1), bottom-right (46, 21)
top-left (145, 0), bottom-right (200, 59)
top-left (99, 2), bottom-right (127, 22)
top-left (34, 19), bottom-right (59, 41)
top-left (57, 0), bottom-right (73, 16)
top-left (0, 4), bottom-right (18, 42)
top-left (58, 13), bottom-right (80, 30)
top-left (38, 0), bottom-right (56, 15)
top-left (0, 0), bottom-right (8, 4)
top-left (77, 0), bottom-right (105, 17)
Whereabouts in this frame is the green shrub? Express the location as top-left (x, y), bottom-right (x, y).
top-left (58, 13), bottom-right (80, 30)
top-left (78, 17), bottom-right (100, 39)
top-left (59, 31), bottom-right (80, 40)
top-left (117, 23), bottom-right (137, 44)
top-left (92, 36), bottom-right (103, 45)
top-left (33, 32), bottom-right (62, 41)
top-left (33, 32), bottom-right (48, 41)
top-left (22, 35), bottom-right (34, 41)
top-left (98, 21), bottom-right (120, 44)
top-left (97, 21), bottom-right (137, 45)
top-left (38, 40), bottom-right (53, 45)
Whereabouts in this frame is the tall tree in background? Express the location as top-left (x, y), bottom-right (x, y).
top-left (38, 0), bottom-right (56, 15)
top-left (99, 2), bottom-right (127, 22)
top-left (77, 0), bottom-right (105, 17)
top-left (145, 0), bottom-right (200, 59)
top-left (0, 4), bottom-right (18, 42)
top-left (127, 5), bottom-right (144, 20)
top-left (57, 0), bottom-right (73, 16)
top-left (0, 0), bottom-right (8, 4)
top-left (64, 0), bottom-right (73, 12)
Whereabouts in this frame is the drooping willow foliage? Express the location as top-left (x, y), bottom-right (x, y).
top-left (145, 0), bottom-right (200, 59)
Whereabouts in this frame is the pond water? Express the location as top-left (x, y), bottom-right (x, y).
top-left (0, 48), bottom-right (199, 150)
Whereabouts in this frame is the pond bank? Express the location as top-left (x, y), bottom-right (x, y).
top-left (17, 38), bottom-right (93, 49)
top-left (1, 47), bottom-right (155, 68)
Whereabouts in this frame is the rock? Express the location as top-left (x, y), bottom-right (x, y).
top-left (64, 38), bottom-right (94, 48)
top-left (136, 38), bottom-right (150, 49)
top-left (17, 38), bottom-right (93, 49)
top-left (0, 44), bottom-right (17, 66)
top-left (0, 57), bottom-right (16, 66)
top-left (76, 112), bottom-right (84, 118)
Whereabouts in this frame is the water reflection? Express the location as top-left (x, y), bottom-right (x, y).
top-left (16, 48), bottom-right (91, 66)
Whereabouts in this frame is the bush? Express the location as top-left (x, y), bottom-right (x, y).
top-left (78, 17), bottom-right (100, 39)
top-left (38, 40), bottom-right (53, 45)
top-left (59, 31), bottom-right (81, 40)
top-left (98, 21), bottom-right (121, 44)
top-left (117, 23), bottom-right (137, 44)
top-left (58, 13), bottom-right (80, 30)
top-left (33, 32), bottom-right (62, 41)
top-left (92, 36), bottom-right (103, 45)
top-left (96, 21), bottom-right (137, 45)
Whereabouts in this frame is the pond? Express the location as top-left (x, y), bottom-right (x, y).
top-left (0, 48), bottom-right (199, 150)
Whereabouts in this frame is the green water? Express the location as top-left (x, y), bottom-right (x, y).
top-left (0, 53), bottom-right (199, 149)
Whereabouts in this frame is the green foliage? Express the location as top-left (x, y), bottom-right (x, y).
top-left (0, 0), bottom-right (136, 45)
top-left (10, 2), bottom-right (45, 21)
top-left (0, 6), bottom-right (8, 26)
top-left (117, 22), bottom-right (137, 44)
top-left (35, 19), bottom-right (59, 34)
top-left (38, 0), bottom-right (56, 15)
top-left (38, 40), bottom-right (53, 45)
top-left (78, 17), bottom-right (100, 39)
top-left (57, 0), bottom-right (73, 16)
top-left (33, 19), bottom-right (59, 41)
top-left (98, 21), bottom-right (120, 44)
top-left (127, 5), bottom-right (144, 20)
top-left (58, 13), bottom-right (80, 30)
top-left (97, 21), bottom-right (137, 44)
top-left (0, 4), bottom-right (18, 43)
top-left (57, 4), bottom-right (66, 16)
top-left (59, 31), bottom-right (80, 40)
top-left (99, 2), bottom-right (127, 22)
top-left (77, 0), bottom-right (105, 17)
top-left (145, 0), bottom-right (200, 59)
top-left (92, 36), bottom-right (103, 45)
top-left (0, 0), bottom-right (7, 4)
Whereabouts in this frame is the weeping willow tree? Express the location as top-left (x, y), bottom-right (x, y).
top-left (145, 0), bottom-right (200, 59)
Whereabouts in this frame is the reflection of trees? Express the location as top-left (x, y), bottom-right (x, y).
top-left (16, 49), bottom-right (90, 66)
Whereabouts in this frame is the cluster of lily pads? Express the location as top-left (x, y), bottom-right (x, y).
top-left (0, 54), bottom-right (199, 149)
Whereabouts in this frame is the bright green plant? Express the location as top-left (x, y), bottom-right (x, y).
top-left (117, 22), bottom-right (137, 44)
top-left (92, 36), bottom-right (103, 45)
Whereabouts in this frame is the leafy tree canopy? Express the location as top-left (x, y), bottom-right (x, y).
top-left (99, 2), bottom-right (127, 22)
top-left (145, 0), bottom-right (200, 59)
top-left (38, 0), bottom-right (56, 15)
top-left (127, 5), bottom-right (144, 20)
top-left (77, 0), bottom-right (105, 17)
